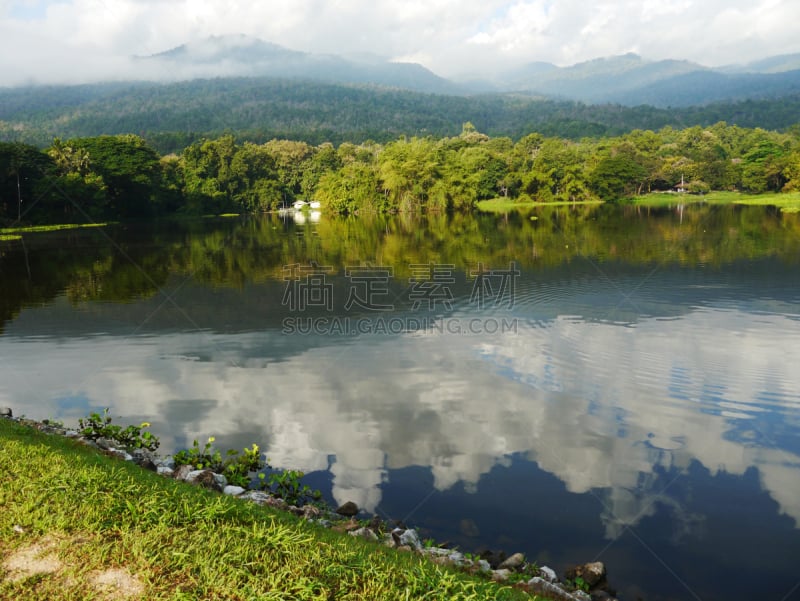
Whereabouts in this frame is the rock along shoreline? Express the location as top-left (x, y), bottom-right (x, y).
top-left (0, 407), bottom-right (621, 601)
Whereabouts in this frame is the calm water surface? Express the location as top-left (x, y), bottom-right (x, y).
top-left (1, 204), bottom-right (799, 601)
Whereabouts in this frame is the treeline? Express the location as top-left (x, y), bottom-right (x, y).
top-left (4, 78), bottom-right (800, 154)
top-left (2, 122), bottom-right (799, 223)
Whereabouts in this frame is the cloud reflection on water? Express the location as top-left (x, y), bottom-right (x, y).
top-left (2, 301), bottom-right (798, 538)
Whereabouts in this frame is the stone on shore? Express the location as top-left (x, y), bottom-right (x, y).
top-left (157, 466), bottom-right (174, 477)
top-left (156, 456), bottom-right (176, 470)
top-left (498, 552), bottom-right (525, 570)
top-left (491, 569), bottom-right (511, 582)
top-left (397, 528), bottom-right (422, 550)
top-left (173, 464), bottom-right (195, 481)
top-left (0, 407), bottom-right (12, 418)
top-left (223, 485), bottom-right (246, 496)
top-left (186, 469), bottom-right (224, 491)
top-left (566, 562), bottom-right (606, 588)
top-left (528, 577), bottom-right (590, 601)
top-left (349, 527), bottom-right (379, 542)
top-left (239, 491), bottom-right (271, 505)
top-left (109, 448), bottom-right (134, 462)
top-left (335, 501), bottom-right (359, 517)
top-left (131, 448), bottom-right (158, 470)
top-left (539, 565), bottom-right (558, 582)
top-left (95, 437), bottom-right (118, 451)
top-left (422, 547), bottom-right (451, 558)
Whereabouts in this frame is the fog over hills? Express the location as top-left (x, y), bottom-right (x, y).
top-left (134, 34), bottom-right (464, 95)
top-left (128, 35), bottom-right (800, 107)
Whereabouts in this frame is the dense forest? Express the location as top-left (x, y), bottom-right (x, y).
top-left (1, 121), bottom-right (799, 224)
top-left (3, 78), bottom-right (800, 154)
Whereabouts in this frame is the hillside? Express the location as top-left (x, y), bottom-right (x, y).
top-left (2, 78), bottom-right (800, 153)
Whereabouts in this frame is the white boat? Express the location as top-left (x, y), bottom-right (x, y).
top-left (293, 200), bottom-right (307, 210)
top-left (309, 201), bottom-right (321, 209)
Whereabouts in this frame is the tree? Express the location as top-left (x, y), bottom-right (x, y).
top-left (741, 140), bottom-right (789, 193)
top-left (314, 163), bottom-right (382, 214)
top-left (378, 137), bottom-right (441, 211)
top-left (0, 142), bottom-right (56, 223)
top-left (72, 135), bottom-right (164, 219)
top-left (590, 153), bottom-right (648, 200)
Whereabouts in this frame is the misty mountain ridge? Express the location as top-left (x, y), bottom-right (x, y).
top-left (136, 34), bottom-right (463, 95)
top-left (132, 35), bottom-right (800, 107)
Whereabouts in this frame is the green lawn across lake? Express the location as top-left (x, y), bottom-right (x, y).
top-left (630, 191), bottom-right (800, 212)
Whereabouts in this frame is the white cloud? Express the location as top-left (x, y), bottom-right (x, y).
top-left (0, 0), bottom-right (798, 85)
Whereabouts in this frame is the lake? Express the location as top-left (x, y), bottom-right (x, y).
top-left (1, 203), bottom-right (799, 601)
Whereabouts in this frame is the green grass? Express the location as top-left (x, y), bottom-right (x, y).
top-left (0, 223), bottom-right (112, 235)
top-left (631, 191), bottom-right (800, 213)
top-left (0, 419), bottom-right (536, 600)
top-left (476, 198), bottom-right (602, 213)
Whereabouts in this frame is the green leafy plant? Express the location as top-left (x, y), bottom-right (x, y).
top-left (505, 562), bottom-right (540, 585)
top-left (173, 438), bottom-right (266, 487)
top-left (258, 469), bottom-right (322, 506)
top-left (565, 576), bottom-right (590, 592)
top-left (78, 409), bottom-right (159, 452)
top-left (173, 437), bottom-right (223, 471)
top-left (222, 443), bottom-right (264, 488)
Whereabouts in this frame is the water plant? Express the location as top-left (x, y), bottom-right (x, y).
top-left (173, 437), bottom-right (265, 487)
top-left (258, 469), bottom-right (322, 506)
top-left (78, 409), bottom-right (159, 452)
top-left (173, 437), bottom-right (224, 471)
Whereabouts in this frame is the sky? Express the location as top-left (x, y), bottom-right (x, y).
top-left (1, 0), bottom-right (800, 85)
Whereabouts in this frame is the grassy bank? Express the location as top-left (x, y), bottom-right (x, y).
top-left (476, 198), bottom-right (603, 213)
top-left (0, 223), bottom-right (112, 235)
top-left (0, 419), bottom-right (534, 600)
top-left (631, 191), bottom-right (800, 212)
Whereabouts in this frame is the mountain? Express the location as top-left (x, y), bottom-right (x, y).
top-left (482, 52), bottom-right (800, 107)
top-left (723, 53), bottom-right (800, 74)
top-left (512, 53), bottom-right (704, 101)
top-left (135, 34), bottom-right (463, 95)
top-left (3, 76), bottom-right (800, 154)
top-left (129, 38), bottom-right (800, 106)
top-left (601, 68), bottom-right (800, 107)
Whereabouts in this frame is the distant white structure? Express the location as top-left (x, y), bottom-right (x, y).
top-left (309, 201), bottom-right (321, 209)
